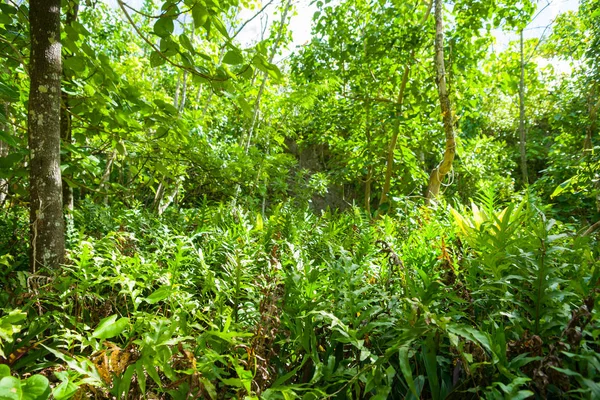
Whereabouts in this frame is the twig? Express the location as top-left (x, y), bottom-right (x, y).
top-left (116, 0), bottom-right (225, 82)
top-left (0, 37), bottom-right (28, 70)
top-left (581, 220), bottom-right (600, 237)
top-left (121, 0), bottom-right (192, 19)
top-left (231, 0), bottom-right (276, 41)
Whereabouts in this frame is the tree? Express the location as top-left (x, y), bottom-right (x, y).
top-left (426, 0), bottom-right (456, 200)
top-left (379, 0), bottom-right (432, 209)
top-left (518, 29), bottom-right (529, 184)
top-left (288, 0), bottom-right (436, 212)
top-left (61, 0), bottom-right (79, 212)
top-left (0, 104), bottom-right (7, 205)
top-left (28, 0), bottom-right (65, 270)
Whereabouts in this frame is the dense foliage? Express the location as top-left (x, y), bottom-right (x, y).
top-left (0, 0), bottom-right (599, 398)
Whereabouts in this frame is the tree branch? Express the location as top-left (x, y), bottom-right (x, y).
top-left (231, 0), bottom-right (276, 41)
top-left (582, 220), bottom-right (600, 237)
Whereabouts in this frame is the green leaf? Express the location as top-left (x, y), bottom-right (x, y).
top-left (0, 153), bottom-right (22, 169)
top-left (251, 55), bottom-right (282, 82)
top-left (0, 309), bottom-right (26, 348)
top-left (0, 82), bottom-right (19, 102)
top-left (116, 365), bottom-right (135, 400)
top-left (398, 346), bottom-right (418, 398)
top-left (154, 17), bottom-right (174, 37)
top-left (423, 337), bottom-right (440, 400)
top-left (149, 51), bottom-right (166, 68)
top-left (199, 377), bottom-right (217, 399)
top-left (144, 287), bottom-right (172, 304)
top-left (92, 315), bottom-right (129, 340)
top-left (116, 142), bottom-right (126, 156)
top-left (239, 64), bottom-right (253, 79)
top-left (0, 13), bottom-right (11, 24)
top-left (192, 5), bottom-right (209, 29)
top-left (0, 310), bottom-right (26, 326)
top-left (222, 50), bottom-right (244, 65)
top-left (180, 52), bottom-right (195, 68)
top-left (0, 130), bottom-right (20, 148)
top-left (52, 379), bottom-right (78, 400)
top-left (153, 99), bottom-right (178, 115)
top-left (0, 3), bottom-right (17, 14)
top-left (21, 375), bottom-right (50, 400)
top-left (254, 213), bottom-right (264, 231)
top-left (0, 376), bottom-right (21, 400)
top-left (236, 97), bottom-right (252, 117)
top-left (581, 378), bottom-right (600, 398)
top-left (135, 361), bottom-right (146, 394)
top-left (159, 37), bottom-right (179, 55)
top-left (0, 366), bottom-right (9, 379)
top-left (63, 56), bottom-right (86, 72)
top-left (447, 324), bottom-right (493, 356)
top-left (179, 34), bottom-right (195, 52)
top-left (220, 378), bottom-right (243, 388)
top-left (512, 391), bottom-right (535, 400)
top-left (211, 17), bottom-right (229, 38)
top-left (550, 366), bottom-right (581, 377)
top-left (550, 178), bottom-right (572, 198)
top-left (142, 357), bottom-right (161, 387)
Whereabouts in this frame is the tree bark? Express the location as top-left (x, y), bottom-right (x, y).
top-left (518, 29), bottom-right (529, 185)
top-left (152, 178), bottom-right (165, 212)
top-left (61, 1), bottom-right (79, 212)
top-left (0, 103), bottom-right (9, 206)
top-left (99, 149), bottom-right (117, 204)
top-left (28, 0), bottom-right (65, 271)
top-left (581, 220), bottom-right (600, 237)
top-left (364, 100), bottom-right (372, 214)
top-left (173, 72), bottom-right (181, 109)
top-left (584, 85), bottom-right (598, 154)
top-left (179, 70), bottom-right (188, 112)
top-left (426, 0), bottom-right (455, 201)
top-left (157, 177), bottom-right (181, 215)
top-left (153, 70), bottom-right (189, 214)
top-left (60, 95), bottom-right (74, 211)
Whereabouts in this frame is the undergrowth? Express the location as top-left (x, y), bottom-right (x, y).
top-left (0, 194), bottom-right (598, 399)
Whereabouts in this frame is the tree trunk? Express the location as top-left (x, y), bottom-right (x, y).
top-left (243, 0), bottom-right (292, 152)
top-left (426, 0), bottom-right (456, 201)
top-left (157, 177), bottom-right (181, 215)
top-left (518, 29), bottom-right (529, 185)
top-left (28, 0), bottom-right (65, 271)
top-left (584, 85), bottom-right (598, 154)
top-left (174, 72), bottom-right (181, 109)
top-left (61, 1), bottom-right (79, 213)
top-left (99, 149), bottom-right (117, 204)
top-left (0, 138), bottom-right (7, 205)
top-left (362, 98), bottom-right (373, 213)
top-left (380, 66), bottom-right (409, 207)
top-left (60, 95), bottom-right (74, 211)
top-left (179, 70), bottom-right (188, 112)
top-left (379, 0), bottom-right (431, 206)
top-left (585, 86), bottom-right (599, 211)
top-left (232, 0), bottom-right (291, 207)
top-left (152, 178), bottom-right (165, 212)
top-left (365, 167), bottom-right (373, 214)
top-left (152, 71), bottom-right (189, 214)
top-left (0, 103), bottom-right (9, 206)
